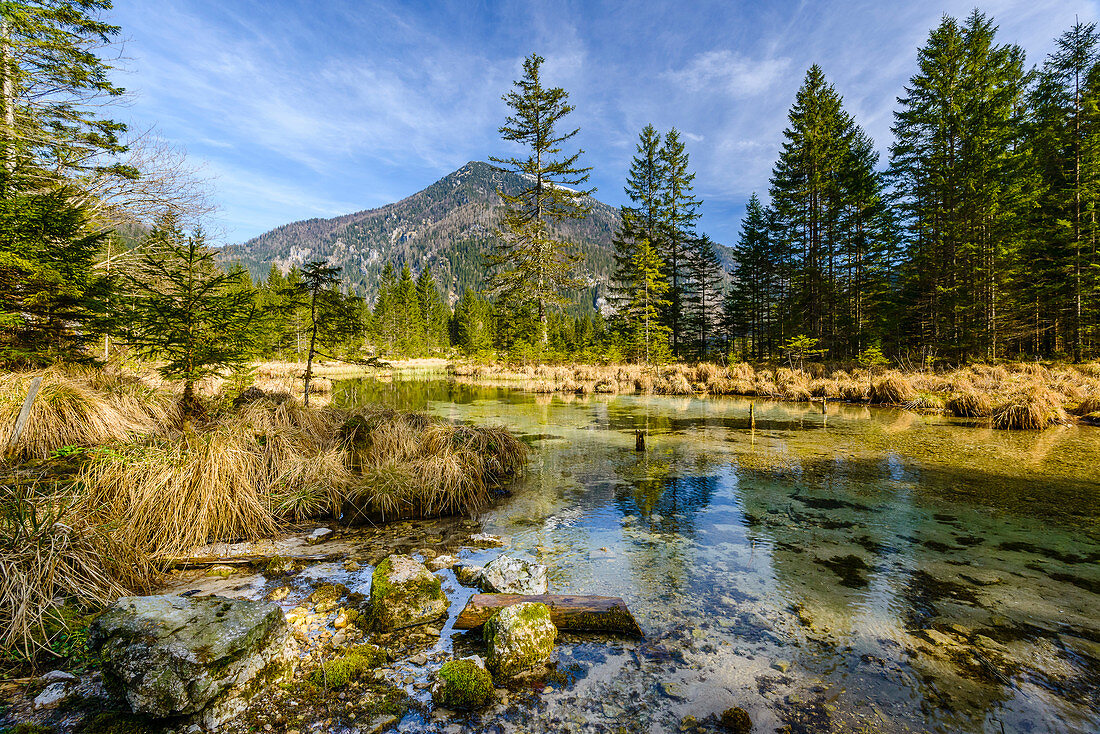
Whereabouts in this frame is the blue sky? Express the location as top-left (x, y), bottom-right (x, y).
top-left (108, 0), bottom-right (1099, 246)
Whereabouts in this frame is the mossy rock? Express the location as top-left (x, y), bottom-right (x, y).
top-left (433, 656), bottom-right (494, 710)
top-left (3, 725), bottom-right (59, 734)
top-left (484, 602), bottom-right (556, 678)
top-left (720, 706), bottom-right (752, 733)
top-left (369, 555), bottom-right (448, 631)
top-left (309, 644), bottom-right (387, 687)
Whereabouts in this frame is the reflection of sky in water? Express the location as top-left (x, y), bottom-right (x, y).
top-left (336, 378), bottom-right (1100, 734)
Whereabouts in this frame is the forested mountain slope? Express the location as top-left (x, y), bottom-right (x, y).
top-left (219, 161), bottom-right (628, 302)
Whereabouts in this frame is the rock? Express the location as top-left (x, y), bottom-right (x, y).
top-left (428, 554), bottom-right (459, 571)
top-left (478, 555), bottom-right (549, 594)
top-left (265, 585), bottom-right (290, 602)
top-left (369, 554), bottom-right (448, 630)
top-left (308, 583), bottom-right (349, 614)
top-left (432, 655), bottom-right (494, 710)
top-left (307, 527), bottom-right (333, 545)
top-left (771, 660), bottom-right (790, 673)
top-left (39, 669), bottom-right (78, 685)
top-left (89, 594), bottom-right (296, 727)
top-left (720, 706), bottom-right (752, 733)
top-left (364, 714), bottom-right (399, 733)
top-left (454, 563), bottom-right (484, 587)
top-left (33, 681), bottom-right (76, 710)
top-left (469, 533), bottom-right (506, 548)
top-left (484, 601), bottom-right (556, 678)
top-left (205, 564), bottom-right (237, 578)
top-left (343, 560), bottom-right (361, 572)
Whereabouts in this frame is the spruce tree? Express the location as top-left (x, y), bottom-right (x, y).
top-left (489, 53), bottom-right (594, 345)
top-left (118, 216), bottom-right (258, 416)
top-left (622, 238), bottom-right (671, 364)
top-left (610, 125), bottom-right (666, 315)
top-left (658, 128), bottom-right (702, 357)
top-left (889, 11), bottom-right (1030, 359)
top-left (685, 234), bottom-right (723, 359)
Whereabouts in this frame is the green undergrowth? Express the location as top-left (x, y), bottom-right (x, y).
top-left (308, 644), bottom-right (388, 688)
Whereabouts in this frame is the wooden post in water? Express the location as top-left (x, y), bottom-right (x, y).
top-left (822, 397), bottom-right (827, 414)
top-left (6, 374), bottom-right (43, 454)
top-left (749, 401), bottom-right (756, 431)
top-left (635, 430), bottom-right (645, 452)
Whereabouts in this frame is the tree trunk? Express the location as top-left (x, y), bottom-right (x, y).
top-left (455, 594), bottom-right (643, 636)
top-left (304, 292), bottom-right (319, 407)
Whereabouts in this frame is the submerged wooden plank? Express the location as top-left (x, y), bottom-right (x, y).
top-left (455, 593), bottom-right (643, 637)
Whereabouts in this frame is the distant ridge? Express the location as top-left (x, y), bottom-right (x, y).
top-left (218, 161), bottom-right (622, 302)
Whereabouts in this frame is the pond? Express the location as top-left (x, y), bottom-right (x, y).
top-left (216, 376), bottom-right (1100, 733)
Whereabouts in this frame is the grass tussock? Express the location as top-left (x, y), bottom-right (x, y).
top-left (870, 372), bottom-right (917, 404)
top-left (339, 408), bottom-right (526, 521)
top-left (1071, 392), bottom-right (1100, 416)
top-left (992, 386), bottom-right (1069, 430)
top-left (0, 369), bottom-right (173, 460)
top-left (946, 390), bottom-right (993, 418)
top-left (0, 484), bottom-right (155, 657)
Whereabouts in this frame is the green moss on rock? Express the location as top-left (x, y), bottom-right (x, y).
top-left (720, 706), bottom-right (752, 733)
top-left (484, 602), bottom-right (556, 678)
top-left (434, 657), bottom-right (494, 710)
top-left (309, 644), bottom-right (387, 687)
top-left (369, 555), bottom-right (448, 631)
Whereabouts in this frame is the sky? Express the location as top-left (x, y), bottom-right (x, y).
top-left (107, 0), bottom-right (1100, 246)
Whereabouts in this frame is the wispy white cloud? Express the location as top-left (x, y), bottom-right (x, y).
top-left (665, 50), bottom-right (792, 97)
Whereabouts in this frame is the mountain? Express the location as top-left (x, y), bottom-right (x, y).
top-left (219, 161), bottom-right (623, 305)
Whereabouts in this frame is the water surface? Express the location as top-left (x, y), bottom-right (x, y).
top-left (331, 377), bottom-right (1100, 734)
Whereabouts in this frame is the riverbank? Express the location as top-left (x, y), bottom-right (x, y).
top-left (0, 367), bottom-right (525, 663)
top-left (444, 360), bottom-right (1100, 430)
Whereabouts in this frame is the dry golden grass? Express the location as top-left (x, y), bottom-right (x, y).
top-left (870, 372), bottom-right (918, 404)
top-left (0, 484), bottom-right (155, 657)
top-left (339, 408), bottom-right (526, 521)
top-left (992, 386), bottom-right (1069, 430)
top-left (946, 390), bottom-right (993, 418)
top-left (1072, 392), bottom-right (1100, 416)
top-left (0, 369), bottom-right (174, 460)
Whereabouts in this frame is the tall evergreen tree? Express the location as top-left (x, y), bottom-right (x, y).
top-left (610, 125), bottom-right (666, 314)
top-left (724, 195), bottom-right (777, 359)
top-left (889, 11), bottom-right (1031, 359)
top-left (489, 53), bottom-right (594, 345)
top-left (1028, 21), bottom-right (1100, 358)
top-left (621, 238), bottom-right (671, 364)
top-left (658, 128), bottom-right (702, 357)
top-left (685, 234), bottom-right (722, 359)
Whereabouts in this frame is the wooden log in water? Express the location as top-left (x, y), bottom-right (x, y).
top-left (166, 553), bottom-right (332, 569)
top-left (455, 594), bottom-right (643, 637)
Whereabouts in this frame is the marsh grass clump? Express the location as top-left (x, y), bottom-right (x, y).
top-left (340, 408), bottom-right (527, 521)
top-left (0, 370), bottom-right (171, 460)
top-left (870, 372), bottom-right (917, 404)
top-left (992, 386), bottom-right (1068, 430)
top-left (1072, 392), bottom-right (1100, 416)
top-left (309, 644), bottom-right (387, 687)
top-left (0, 484), bottom-right (154, 658)
top-left (947, 390), bottom-right (993, 418)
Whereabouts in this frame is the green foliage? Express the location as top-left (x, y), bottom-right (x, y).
top-left (436, 658), bottom-right (494, 710)
top-left (309, 644), bottom-right (387, 688)
top-left (488, 53), bottom-right (594, 345)
top-left (857, 345), bottom-right (889, 369)
top-left (116, 215), bottom-right (259, 412)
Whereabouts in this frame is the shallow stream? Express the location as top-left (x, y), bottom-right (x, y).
top-left (191, 377), bottom-right (1100, 733)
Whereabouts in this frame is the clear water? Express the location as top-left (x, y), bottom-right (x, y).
top-left (326, 377), bottom-right (1100, 734)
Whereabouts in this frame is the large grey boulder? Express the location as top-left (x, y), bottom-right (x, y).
top-left (88, 594), bottom-right (297, 727)
top-left (369, 554), bottom-right (448, 630)
top-left (478, 555), bottom-right (548, 594)
top-left (484, 601), bottom-right (556, 678)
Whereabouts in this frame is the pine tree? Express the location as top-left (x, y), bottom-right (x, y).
top-left (685, 234), bottom-right (723, 359)
top-left (658, 128), bottom-right (702, 357)
top-left (372, 262), bottom-right (398, 355)
top-left (296, 261), bottom-right (341, 406)
top-left (621, 238), bottom-right (671, 364)
top-left (489, 53), bottom-right (594, 345)
top-left (118, 216), bottom-right (258, 416)
top-left (416, 267), bottom-right (448, 353)
top-left (610, 125), bottom-right (666, 315)
top-left (724, 195), bottom-right (776, 359)
top-left (395, 264), bottom-right (423, 355)
top-left (889, 11), bottom-right (1030, 359)
top-left (1028, 21), bottom-right (1100, 358)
